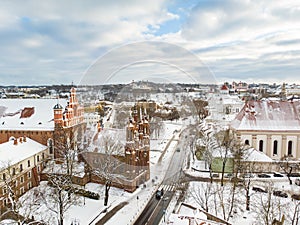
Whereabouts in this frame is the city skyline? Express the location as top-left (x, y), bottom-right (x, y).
top-left (0, 0), bottom-right (300, 85)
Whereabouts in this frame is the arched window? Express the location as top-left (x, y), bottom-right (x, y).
top-left (48, 139), bottom-right (53, 154)
top-left (288, 141), bottom-right (293, 156)
top-left (259, 140), bottom-right (263, 152)
top-left (273, 140), bottom-right (278, 155)
top-left (245, 139), bottom-right (250, 145)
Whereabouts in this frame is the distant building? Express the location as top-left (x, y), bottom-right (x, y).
top-left (206, 85), bottom-right (244, 125)
top-left (230, 100), bottom-right (300, 159)
top-left (0, 137), bottom-right (49, 213)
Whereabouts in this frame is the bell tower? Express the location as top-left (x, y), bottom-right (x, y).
top-left (53, 103), bottom-right (63, 126)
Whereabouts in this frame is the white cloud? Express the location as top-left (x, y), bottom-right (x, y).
top-left (0, 0), bottom-right (300, 85)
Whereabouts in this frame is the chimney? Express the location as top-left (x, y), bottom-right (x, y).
top-left (23, 136), bottom-right (27, 142)
top-left (13, 138), bottom-right (18, 145)
top-left (19, 137), bottom-right (23, 143)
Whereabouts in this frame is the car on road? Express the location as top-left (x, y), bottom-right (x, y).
top-left (155, 188), bottom-right (164, 199)
top-left (176, 148), bottom-right (180, 152)
top-left (258, 173), bottom-right (271, 178)
top-left (273, 190), bottom-right (288, 198)
top-left (295, 178), bottom-right (300, 186)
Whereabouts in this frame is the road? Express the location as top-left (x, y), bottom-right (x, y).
top-left (133, 127), bottom-right (191, 225)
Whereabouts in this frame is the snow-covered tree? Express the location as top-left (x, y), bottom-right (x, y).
top-left (278, 155), bottom-right (299, 185)
top-left (0, 161), bottom-right (43, 224)
top-left (253, 182), bottom-right (287, 225)
top-left (84, 130), bottom-right (124, 206)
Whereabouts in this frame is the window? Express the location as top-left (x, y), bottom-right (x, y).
top-left (245, 139), bottom-right (250, 145)
top-left (2, 187), bottom-right (7, 195)
top-left (42, 153), bottom-right (45, 159)
top-left (2, 173), bottom-right (6, 181)
top-left (20, 164), bottom-right (23, 172)
top-left (28, 171), bottom-right (31, 178)
top-left (37, 165), bottom-right (40, 172)
top-left (20, 187), bottom-right (24, 195)
top-left (27, 182), bottom-right (32, 190)
top-left (27, 160), bottom-right (31, 167)
top-left (12, 168), bottom-right (16, 176)
top-left (259, 140), bottom-right (264, 152)
top-left (48, 139), bottom-right (53, 154)
top-left (288, 141), bottom-right (293, 156)
top-left (273, 140), bottom-right (278, 155)
top-left (37, 155), bottom-right (40, 162)
top-left (20, 176), bottom-right (24, 183)
top-left (3, 198), bottom-right (7, 207)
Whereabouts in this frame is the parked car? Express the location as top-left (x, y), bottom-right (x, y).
top-left (225, 173), bottom-right (233, 178)
top-left (295, 178), bottom-right (300, 186)
top-left (242, 173), bottom-right (254, 178)
top-left (291, 194), bottom-right (300, 201)
top-left (258, 173), bottom-right (271, 178)
top-left (252, 186), bottom-right (267, 193)
top-left (273, 172), bottom-right (284, 177)
top-left (288, 173), bottom-right (300, 177)
top-left (273, 190), bottom-right (288, 198)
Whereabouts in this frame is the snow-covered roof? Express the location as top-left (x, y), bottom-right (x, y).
top-left (231, 100), bottom-right (300, 131)
top-left (0, 137), bottom-right (48, 168)
top-left (243, 148), bottom-right (273, 162)
top-left (0, 99), bottom-right (67, 131)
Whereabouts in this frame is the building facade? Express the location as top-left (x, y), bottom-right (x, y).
top-left (230, 100), bottom-right (300, 159)
top-left (82, 104), bottom-right (150, 192)
top-left (0, 137), bottom-right (49, 213)
top-left (0, 87), bottom-right (86, 160)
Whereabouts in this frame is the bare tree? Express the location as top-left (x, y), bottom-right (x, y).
top-left (0, 161), bottom-right (43, 225)
top-left (278, 155), bottom-right (299, 185)
top-left (289, 200), bottom-right (300, 225)
top-left (253, 182), bottom-right (286, 225)
top-left (39, 174), bottom-right (80, 225)
top-left (83, 129), bottom-right (124, 206)
top-left (40, 125), bottom-right (83, 225)
top-left (193, 99), bottom-right (209, 120)
top-left (188, 182), bottom-right (214, 213)
top-left (213, 128), bottom-right (237, 186)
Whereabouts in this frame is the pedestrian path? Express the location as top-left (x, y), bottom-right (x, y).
top-left (159, 184), bottom-right (176, 192)
top-left (95, 201), bottom-right (128, 225)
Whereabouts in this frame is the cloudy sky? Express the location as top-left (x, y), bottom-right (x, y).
top-left (0, 0), bottom-right (300, 85)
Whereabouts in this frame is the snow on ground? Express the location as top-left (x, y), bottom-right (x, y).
top-left (10, 120), bottom-right (182, 225)
top-left (11, 118), bottom-right (300, 225)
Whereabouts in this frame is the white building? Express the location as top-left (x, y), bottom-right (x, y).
top-left (0, 137), bottom-right (49, 211)
top-left (230, 100), bottom-right (300, 159)
top-left (206, 85), bottom-right (244, 125)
